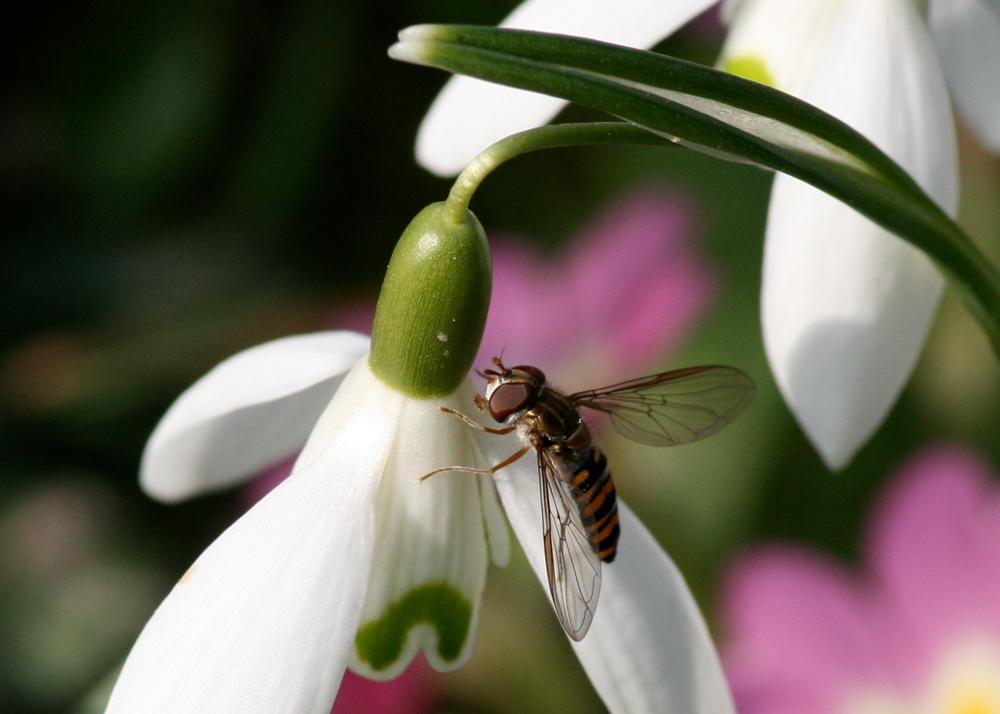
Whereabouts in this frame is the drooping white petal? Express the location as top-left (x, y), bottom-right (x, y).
top-left (929, 0), bottom-right (1000, 151)
top-left (347, 383), bottom-right (496, 680)
top-left (141, 331), bottom-right (370, 503)
top-left (474, 429), bottom-right (733, 714)
top-left (415, 0), bottom-right (718, 176)
top-left (106, 359), bottom-right (404, 714)
top-left (571, 503), bottom-right (735, 714)
top-left (754, 0), bottom-right (957, 468)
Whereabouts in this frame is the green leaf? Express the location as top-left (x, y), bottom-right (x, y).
top-left (389, 24), bottom-right (1000, 358)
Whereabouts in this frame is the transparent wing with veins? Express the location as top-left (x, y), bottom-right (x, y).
top-left (539, 449), bottom-right (601, 641)
top-left (570, 366), bottom-right (755, 447)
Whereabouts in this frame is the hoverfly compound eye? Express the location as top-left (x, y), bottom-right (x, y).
top-left (512, 365), bottom-right (546, 384)
top-left (488, 382), bottom-right (534, 423)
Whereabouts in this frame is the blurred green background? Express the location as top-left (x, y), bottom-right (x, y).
top-left (2, 2), bottom-right (999, 713)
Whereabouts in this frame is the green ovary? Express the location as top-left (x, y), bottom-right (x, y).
top-left (354, 582), bottom-right (472, 671)
top-left (724, 54), bottom-right (776, 87)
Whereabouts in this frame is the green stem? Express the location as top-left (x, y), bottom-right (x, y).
top-left (442, 122), bottom-right (674, 221)
top-left (395, 26), bottom-right (1000, 360)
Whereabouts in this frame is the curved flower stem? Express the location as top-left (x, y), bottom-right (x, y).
top-left (395, 25), bottom-right (1000, 360)
top-left (442, 122), bottom-right (674, 222)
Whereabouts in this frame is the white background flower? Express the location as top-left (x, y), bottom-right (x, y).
top-left (416, 0), bottom-right (1000, 469)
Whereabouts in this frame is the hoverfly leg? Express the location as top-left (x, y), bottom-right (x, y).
top-left (420, 445), bottom-right (530, 482)
top-left (438, 406), bottom-right (515, 435)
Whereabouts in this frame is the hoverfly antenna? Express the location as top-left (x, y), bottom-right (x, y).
top-left (492, 354), bottom-right (510, 377)
top-left (480, 368), bottom-right (497, 378)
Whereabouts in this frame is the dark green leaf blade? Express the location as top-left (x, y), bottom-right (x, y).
top-left (390, 24), bottom-right (1000, 357)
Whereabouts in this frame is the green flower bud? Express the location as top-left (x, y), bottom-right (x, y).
top-left (369, 202), bottom-right (491, 398)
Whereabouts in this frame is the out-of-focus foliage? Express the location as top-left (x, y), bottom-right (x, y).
top-left (1, 2), bottom-right (999, 714)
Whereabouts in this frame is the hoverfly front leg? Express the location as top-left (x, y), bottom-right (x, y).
top-left (438, 407), bottom-right (515, 435)
top-left (420, 445), bottom-right (530, 482)
top-left (420, 404), bottom-right (522, 482)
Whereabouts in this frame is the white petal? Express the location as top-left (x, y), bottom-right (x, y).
top-left (571, 503), bottom-right (734, 714)
top-left (759, 0), bottom-right (957, 468)
top-left (106, 360), bottom-right (404, 714)
top-left (415, 0), bottom-right (718, 176)
top-left (720, 0), bottom-right (845, 93)
top-left (929, 0), bottom-right (1000, 151)
top-left (478, 471), bottom-right (511, 567)
top-left (141, 331), bottom-right (370, 502)
top-left (476, 431), bottom-right (733, 714)
top-left (348, 385), bottom-right (491, 680)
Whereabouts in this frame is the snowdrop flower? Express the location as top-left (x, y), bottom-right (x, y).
top-left (247, 185), bottom-right (715, 504)
top-left (104, 201), bottom-right (734, 714)
top-left (416, 0), bottom-right (1000, 469)
top-left (721, 443), bottom-right (1000, 714)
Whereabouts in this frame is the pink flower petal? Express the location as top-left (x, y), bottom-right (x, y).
top-left (478, 187), bottom-right (716, 381)
top-left (477, 238), bottom-right (570, 369)
top-left (722, 545), bottom-right (896, 714)
top-left (331, 657), bottom-right (437, 714)
top-left (721, 443), bottom-right (1000, 714)
top-left (869, 445), bottom-right (1000, 659)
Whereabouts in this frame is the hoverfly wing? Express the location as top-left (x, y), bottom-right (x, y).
top-left (538, 449), bottom-right (602, 641)
top-left (570, 366), bottom-right (755, 447)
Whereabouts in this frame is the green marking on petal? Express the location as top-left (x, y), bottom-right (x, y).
top-left (723, 54), bottom-right (775, 88)
top-left (354, 582), bottom-right (472, 671)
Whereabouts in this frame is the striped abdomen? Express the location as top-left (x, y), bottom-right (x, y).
top-left (567, 447), bottom-right (620, 563)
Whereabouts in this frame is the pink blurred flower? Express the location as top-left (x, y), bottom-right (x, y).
top-left (329, 186), bottom-right (716, 390)
top-left (477, 186), bottom-right (714, 389)
top-left (721, 444), bottom-right (1000, 714)
top-left (331, 656), bottom-right (436, 714)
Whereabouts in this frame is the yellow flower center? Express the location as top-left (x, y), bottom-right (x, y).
top-left (845, 638), bottom-right (1000, 714)
top-left (722, 53), bottom-right (775, 88)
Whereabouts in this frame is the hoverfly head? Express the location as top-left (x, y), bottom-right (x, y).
top-left (483, 362), bottom-right (545, 424)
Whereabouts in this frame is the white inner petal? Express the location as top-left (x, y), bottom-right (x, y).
top-left (478, 470), bottom-right (511, 568)
top-left (458, 379), bottom-right (511, 568)
top-left (349, 386), bottom-right (494, 680)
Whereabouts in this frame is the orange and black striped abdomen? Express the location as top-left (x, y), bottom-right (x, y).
top-left (568, 447), bottom-right (620, 563)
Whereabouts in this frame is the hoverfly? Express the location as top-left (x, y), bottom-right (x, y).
top-left (425, 357), bottom-right (755, 641)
